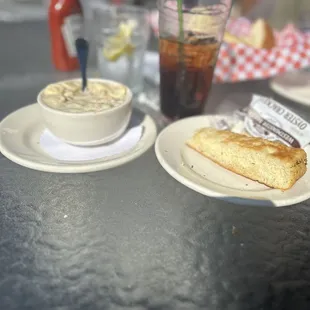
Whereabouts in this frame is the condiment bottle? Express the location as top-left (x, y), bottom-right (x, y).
top-left (48, 0), bottom-right (83, 71)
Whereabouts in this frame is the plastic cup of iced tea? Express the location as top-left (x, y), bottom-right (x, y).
top-left (158, 0), bottom-right (231, 119)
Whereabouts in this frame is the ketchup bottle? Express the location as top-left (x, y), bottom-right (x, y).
top-left (48, 0), bottom-right (83, 71)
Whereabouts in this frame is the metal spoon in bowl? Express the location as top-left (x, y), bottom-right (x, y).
top-left (75, 38), bottom-right (89, 91)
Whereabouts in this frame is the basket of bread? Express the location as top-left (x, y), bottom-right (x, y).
top-left (216, 18), bottom-right (310, 82)
top-left (149, 11), bottom-right (310, 83)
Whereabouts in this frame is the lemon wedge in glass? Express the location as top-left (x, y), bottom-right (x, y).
top-left (103, 20), bottom-right (137, 62)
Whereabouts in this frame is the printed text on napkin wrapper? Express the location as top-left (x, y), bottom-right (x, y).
top-left (216, 95), bottom-right (310, 148)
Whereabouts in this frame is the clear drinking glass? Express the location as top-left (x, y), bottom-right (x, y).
top-left (93, 4), bottom-right (150, 94)
top-left (158, 0), bottom-right (232, 120)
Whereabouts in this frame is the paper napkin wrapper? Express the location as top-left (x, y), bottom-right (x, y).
top-left (214, 95), bottom-right (310, 148)
top-left (40, 126), bottom-right (143, 162)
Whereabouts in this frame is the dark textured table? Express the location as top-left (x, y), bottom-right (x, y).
top-left (1, 21), bottom-right (310, 310)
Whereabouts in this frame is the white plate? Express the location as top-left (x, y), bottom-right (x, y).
top-left (0, 104), bottom-right (157, 173)
top-left (270, 71), bottom-right (310, 107)
top-left (155, 115), bottom-right (310, 207)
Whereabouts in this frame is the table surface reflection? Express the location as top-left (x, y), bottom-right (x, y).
top-left (0, 21), bottom-right (310, 310)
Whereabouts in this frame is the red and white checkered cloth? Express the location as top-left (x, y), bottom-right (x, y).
top-left (149, 11), bottom-right (310, 83)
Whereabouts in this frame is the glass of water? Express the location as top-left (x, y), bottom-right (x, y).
top-left (93, 4), bottom-right (150, 94)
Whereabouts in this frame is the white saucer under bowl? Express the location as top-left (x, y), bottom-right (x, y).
top-left (155, 115), bottom-right (310, 207)
top-left (0, 103), bottom-right (157, 173)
